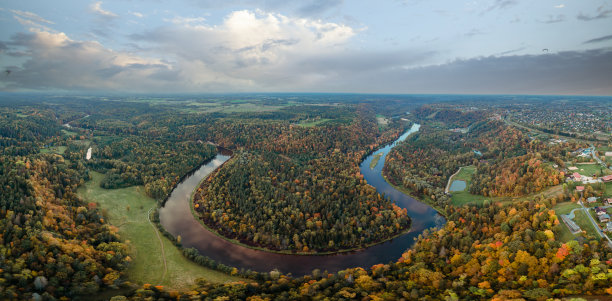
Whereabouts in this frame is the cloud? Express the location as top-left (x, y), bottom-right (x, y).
top-left (484, 0), bottom-right (519, 13)
top-left (583, 34), bottom-right (612, 44)
top-left (464, 28), bottom-right (486, 37)
top-left (577, 5), bottom-right (612, 21)
top-left (9, 9), bottom-right (54, 24)
top-left (3, 9), bottom-right (611, 95)
top-left (296, 0), bottom-right (343, 17)
top-left (90, 1), bottom-right (118, 18)
top-left (131, 12), bottom-right (144, 18)
top-left (321, 48), bottom-right (612, 95)
top-left (130, 10), bottom-right (354, 72)
top-left (4, 9), bottom-right (55, 32)
top-left (0, 31), bottom-right (172, 92)
top-left (554, 4), bottom-right (565, 9)
top-left (1, 10), bottom-right (357, 92)
top-left (540, 14), bottom-right (566, 24)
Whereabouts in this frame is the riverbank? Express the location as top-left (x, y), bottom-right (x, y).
top-left (382, 173), bottom-right (449, 218)
top-left (77, 172), bottom-right (245, 289)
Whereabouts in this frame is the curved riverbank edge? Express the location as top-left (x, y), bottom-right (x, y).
top-left (383, 173), bottom-right (449, 219)
top-left (159, 145), bottom-right (232, 207)
top-left (188, 154), bottom-right (413, 256)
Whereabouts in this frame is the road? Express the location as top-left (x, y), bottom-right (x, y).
top-left (577, 199), bottom-right (612, 248)
top-left (589, 144), bottom-right (611, 171)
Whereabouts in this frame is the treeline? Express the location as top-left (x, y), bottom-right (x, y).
top-left (470, 153), bottom-right (565, 197)
top-left (81, 137), bottom-right (216, 200)
top-left (0, 155), bottom-right (130, 299)
top-left (413, 106), bottom-right (484, 128)
top-left (124, 197), bottom-right (612, 300)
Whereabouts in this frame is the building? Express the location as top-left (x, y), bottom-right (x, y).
top-left (587, 197), bottom-right (598, 203)
top-left (595, 207), bottom-right (607, 215)
top-left (602, 175), bottom-right (612, 183)
top-left (561, 215), bottom-right (581, 233)
top-left (573, 172), bottom-right (582, 181)
top-left (605, 151), bottom-right (612, 157)
top-left (599, 214), bottom-right (610, 223)
top-left (605, 198), bottom-right (612, 205)
top-left (606, 222), bottom-right (612, 232)
top-left (576, 186), bottom-right (585, 192)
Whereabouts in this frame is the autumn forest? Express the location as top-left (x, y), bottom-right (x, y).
top-left (0, 94), bottom-right (611, 300)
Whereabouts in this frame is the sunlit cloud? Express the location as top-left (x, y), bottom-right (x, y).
top-left (90, 1), bottom-right (118, 18)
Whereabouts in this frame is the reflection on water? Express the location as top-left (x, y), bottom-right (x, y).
top-left (159, 123), bottom-right (445, 275)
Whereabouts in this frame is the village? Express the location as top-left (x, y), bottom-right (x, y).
top-left (560, 147), bottom-right (612, 245)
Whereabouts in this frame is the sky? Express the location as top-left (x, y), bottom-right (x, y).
top-left (0, 0), bottom-right (611, 95)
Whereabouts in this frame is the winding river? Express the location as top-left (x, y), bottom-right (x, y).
top-left (159, 123), bottom-right (445, 276)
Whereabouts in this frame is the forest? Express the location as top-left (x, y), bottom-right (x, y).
top-left (193, 106), bottom-right (411, 252)
top-left (1, 96), bottom-right (610, 300)
top-left (384, 108), bottom-right (583, 210)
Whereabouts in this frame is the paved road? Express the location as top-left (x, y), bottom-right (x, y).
top-left (589, 144), bottom-right (611, 171)
top-left (578, 199), bottom-right (612, 248)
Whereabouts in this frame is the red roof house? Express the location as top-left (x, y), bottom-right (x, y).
top-left (576, 186), bottom-right (585, 192)
top-left (573, 172), bottom-right (582, 180)
top-left (602, 175), bottom-right (612, 182)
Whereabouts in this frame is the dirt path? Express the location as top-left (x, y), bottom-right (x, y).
top-left (445, 167), bottom-right (464, 193)
top-left (147, 207), bottom-right (167, 282)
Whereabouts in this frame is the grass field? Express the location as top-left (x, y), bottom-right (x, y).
top-left (449, 166), bottom-right (491, 206)
top-left (369, 153), bottom-right (383, 169)
top-left (606, 182), bottom-right (612, 197)
top-left (573, 210), bottom-right (600, 239)
top-left (553, 202), bottom-right (581, 242)
top-left (61, 129), bottom-right (78, 137)
top-left (77, 172), bottom-right (244, 289)
top-left (574, 163), bottom-right (611, 177)
top-left (449, 165), bottom-right (564, 207)
top-left (297, 118), bottom-right (332, 127)
top-left (40, 145), bottom-right (67, 155)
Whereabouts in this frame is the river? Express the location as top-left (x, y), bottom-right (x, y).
top-left (159, 123), bottom-right (445, 276)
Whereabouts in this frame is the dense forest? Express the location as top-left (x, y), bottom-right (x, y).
top-left (126, 196), bottom-right (612, 300)
top-left (1, 96), bottom-right (611, 300)
top-left (193, 106), bottom-right (412, 252)
top-left (0, 109), bottom-right (130, 299)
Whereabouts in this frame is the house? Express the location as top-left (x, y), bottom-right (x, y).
top-left (602, 175), bottom-right (612, 183)
top-left (568, 166), bottom-right (578, 171)
top-left (606, 221), bottom-right (612, 232)
top-left (605, 198), bottom-right (612, 205)
top-left (605, 151), bottom-right (612, 157)
top-left (576, 186), bottom-right (585, 192)
top-left (587, 197), bottom-right (598, 203)
top-left (595, 207), bottom-right (607, 215)
top-left (573, 173), bottom-right (582, 181)
top-left (599, 214), bottom-right (610, 223)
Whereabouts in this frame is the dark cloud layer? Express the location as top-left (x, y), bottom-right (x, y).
top-left (577, 5), bottom-right (612, 21)
top-left (304, 48), bottom-right (612, 95)
top-left (583, 34), bottom-right (612, 44)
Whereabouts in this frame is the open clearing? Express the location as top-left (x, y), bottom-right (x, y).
top-left (574, 163), bottom-right (610, 177)
top-left (573, 209), bottom-right (600, 239)
top-left (297, 118), bottom-right (332, 127)
top-left (77, 172), bottom-right (244, 289)
top-left (552, 202), bottom-right (581, 242)
top-left (40, 145), bottom-right (67, 155)
top-left (449, 165), bottom-right (564, 207)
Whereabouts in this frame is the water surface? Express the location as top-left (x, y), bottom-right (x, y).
top-left (159, 123), bottom-right (445, 275)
